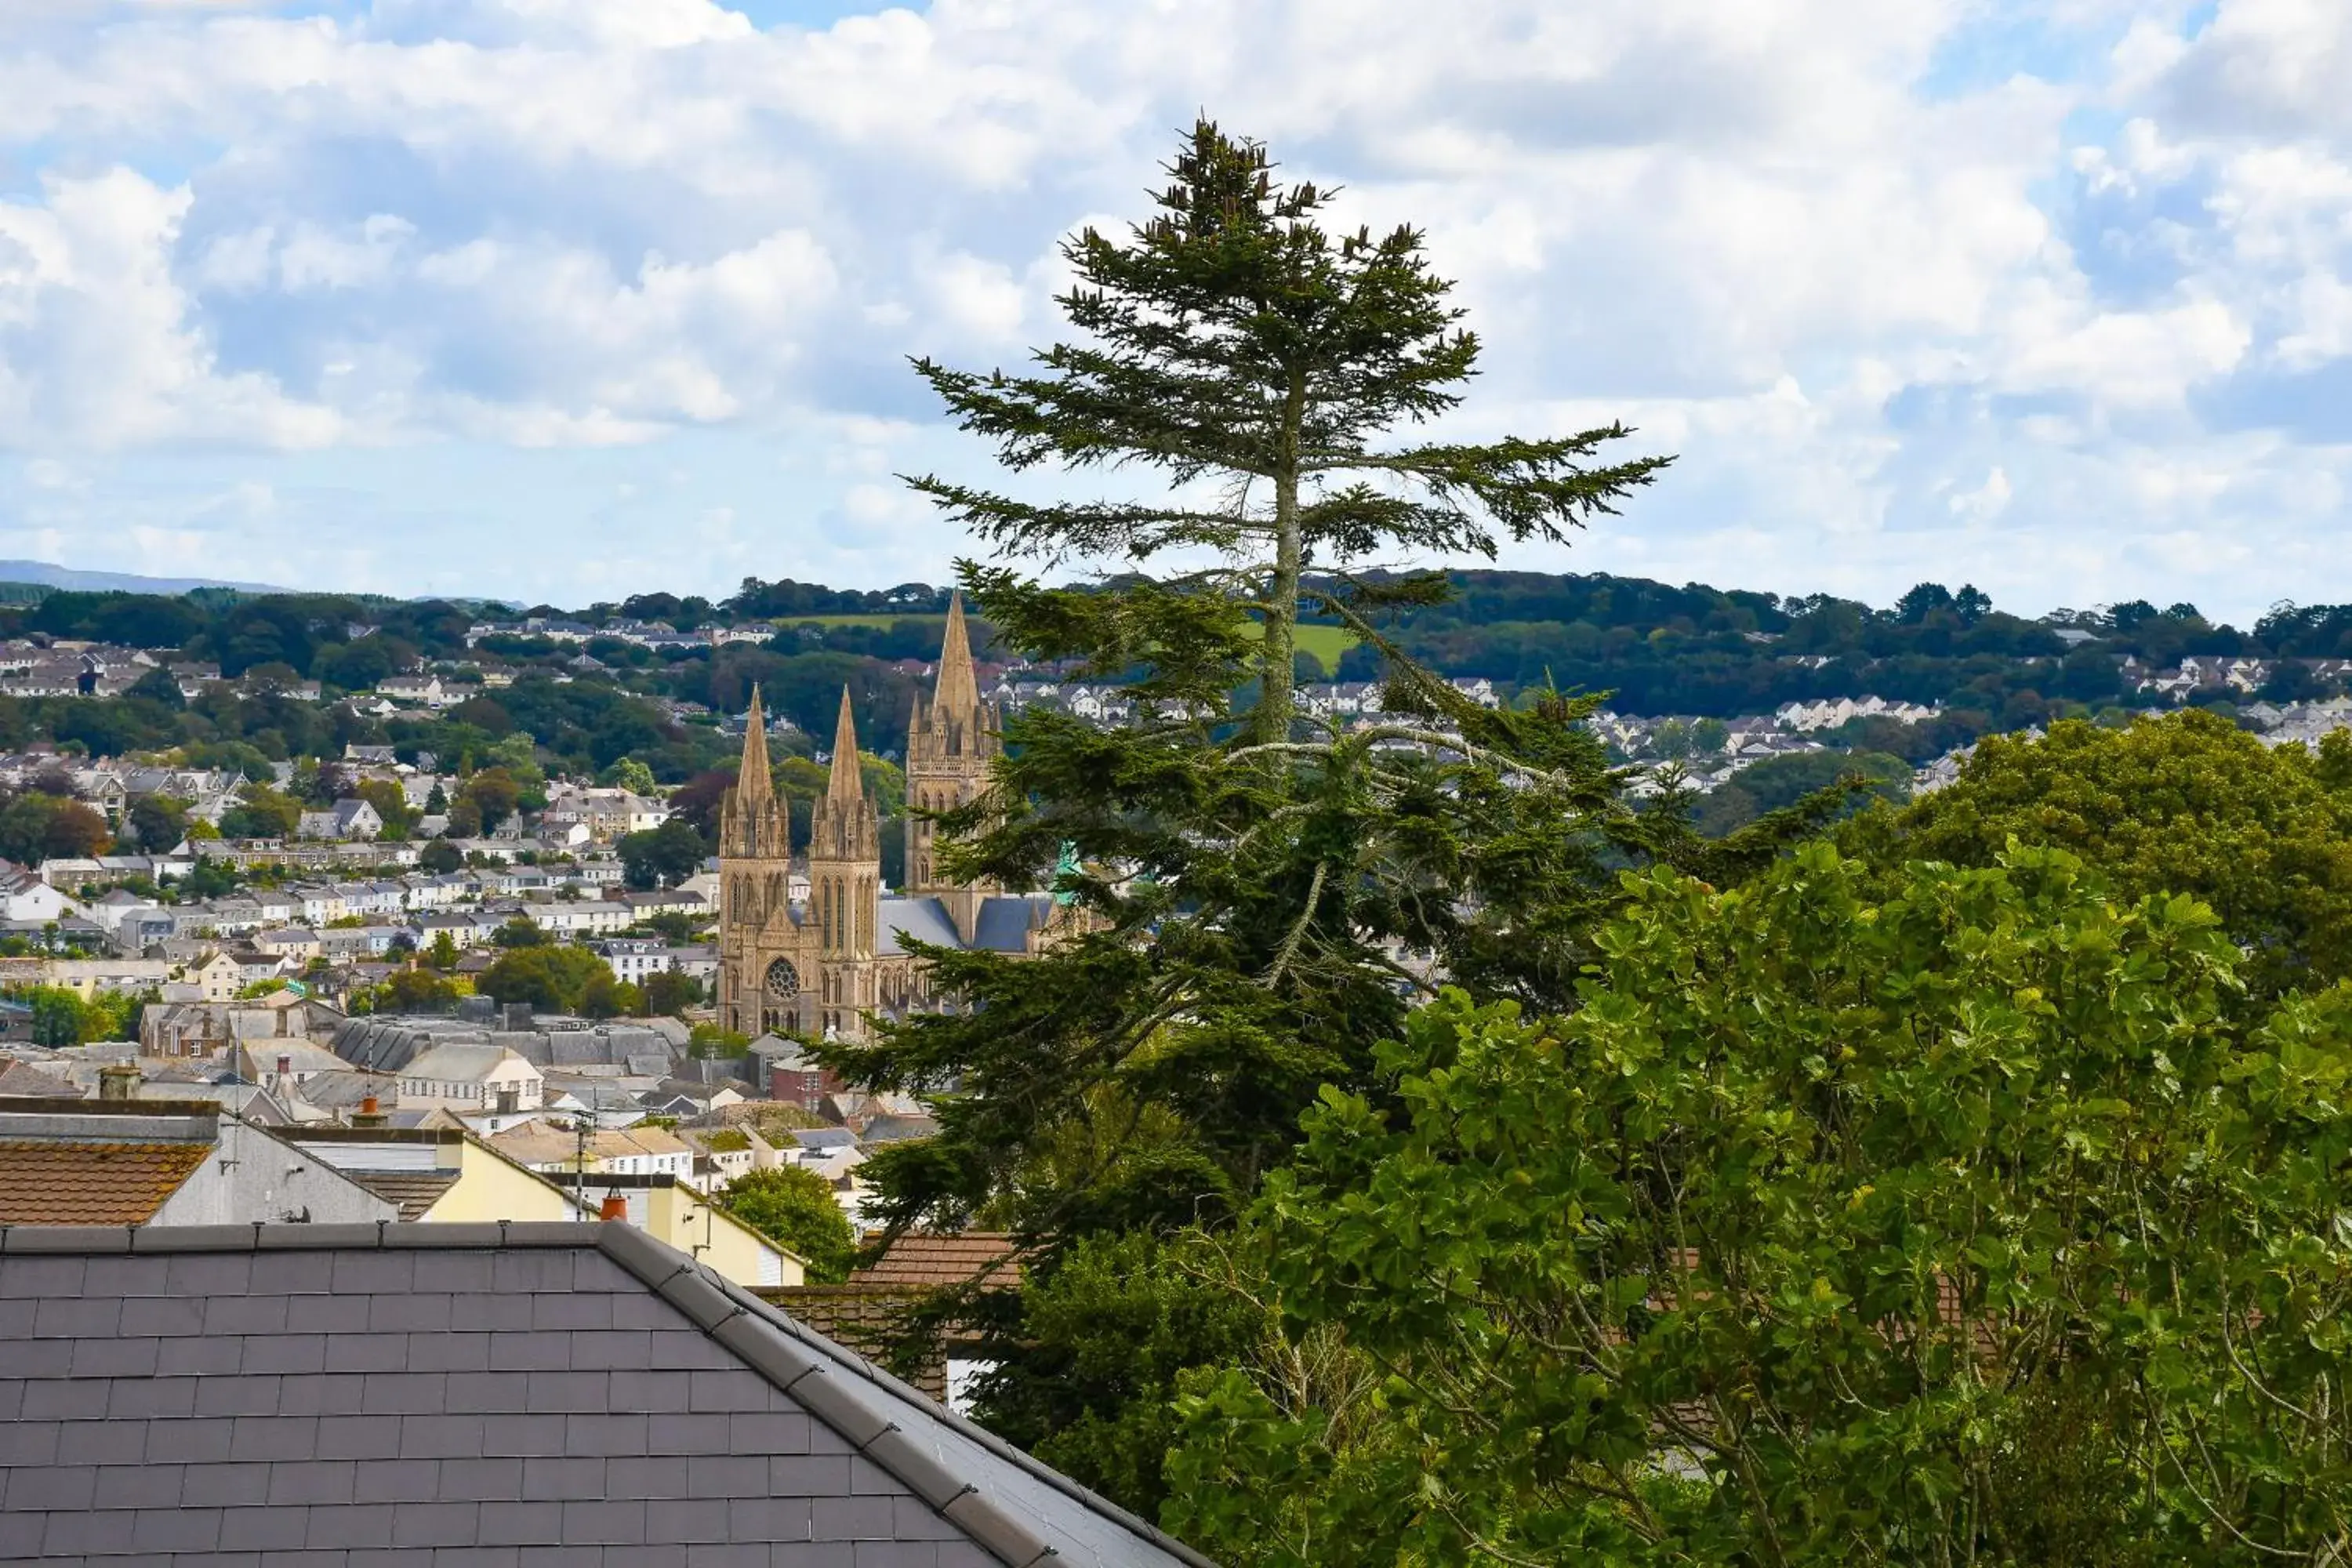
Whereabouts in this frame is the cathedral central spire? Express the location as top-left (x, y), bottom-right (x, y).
top-left (826, 685), bottom-right (864, 803)
top-left (932, 590), bottom-right (982, 724)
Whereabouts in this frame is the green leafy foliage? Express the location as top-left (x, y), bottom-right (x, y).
top-left (474, 945), bottom-right (612, 1014)
top-left (1169, 843), bottom-right (2352, 1565)
top-left (1841, 710), bottom-right (2352, 995)
top-left (717, 1167), bottom-right (858, 1283)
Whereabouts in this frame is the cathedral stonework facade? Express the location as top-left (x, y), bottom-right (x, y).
top-left (716, 595), bottom-right (1060, 1040)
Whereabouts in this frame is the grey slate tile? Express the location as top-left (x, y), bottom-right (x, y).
top-left (9, 1466), bottom-right (96, 1512)
top-left (367, 1292), bottom-right (453, 1333)
top-left (39, 1507), bottom-right (134, 1555)
top-left (445, 1370), bottom-right (532, 1414)
top-left (488, 1331), bottom-right (572, 1371)
top-left (181, 1464), bottom-right (272, 1508)
top-left (144, 1417), bottom-right (237, 1463)
top-left (250, 1251), bottom-right (338, 1296)
top-left (197, 1375), bottom-right (283, 1417)
top-left (277, 1372), bottom-right (370, 1417)
top-left (287, 1294), bottom-right (355, 1333)
top-left (888, 1499), bottom-right (967, 1542)
top-left (0, 1418), bottom-right (64, 1466)
top-left (684, 1541), bottom-right (775, 1566)
top-left (221, 1504), bottom-right (313, 1552)
top-left (67, 1334), bottom-right (160, 1380)
top-left (83, 1256), bottom-right (172, 1297)
top-left (32, 1296), bottom-right (116, 1338)
top-left (228, 1415), bottom-right (321, 1461)
top-left (477, 1499), bottom-right (564, 1546)
top-left (561, 1499), bottom-right (648, 1546)
top-left (157, 1334), bottom-right (244, 1377)
top-left (131, 1504), bottom-right (220, 1552)
top-left (350, 1458), bottom-right (440, 1504)
top-left (522, 1370), bottom-right (609, 1413)
top-left (432, 1550), bottom-right (523, 1568)
top-left (810, 1496), bottom-right (895, 1542)
top-left (358, 1370), bottom-right (449, 1413)
top-left (527, 1292), bottom-right (613, 1331)
top-left (729, 1411), bottom-right (816, 1454)
top-left (0, 1256), bottom-right (84, 1297)
top-left (411, 1252), bottom-right (497, 1294)
top-left (201, 1292), bottom-right (287, 1334)
top-left (519, 1456), bottom-right (606, 1501)
top-left (573, 1328), bottom-right (653, 1364)
top-left (397, 1413), bottom-right (487, 1460)
top-left (55, 1417), bottom-right (146, 1468)
top-left (305, 1503), bottom-right (397, 1550)
top-left (604, 1455), bottom-right (689, 1500)
top-left (105, 1374), bottom-right (196, 1420)
top-left (855, 1545), bottom-right (954, 1568)
top-left (481, 1414), bottom-right (568, 1457)
top-left (408, 1331), bottom-right (492, 1374)
top-left (16, 1385), bottom-right (102, 1432)
top-left (115, 1295), bottom-right (206, 1338)
top-left (646, 1331), bottom-right (739, 1371)
top-left (564, 1412), bottom-right (648, 1455)
top-left (490, 1252), bottom-right (572, 1294)
top-left (610, 1370), bottom-right (696, 1413)
top-left (329, 1254), bottom-right (416, 1295)
top-left (435, 1457), bottom-right (524, 1503)
top-left (648, 1414), bottom-right (735, 1456)
top-left (0, 1512), bottom-right (40, 1557)
top-left (266, 1460), bottom-right (358, 1507)
top-left (768, 1455), bottom-right (854, 1497)
top-left (688, 1370), bottom-right (771, 1413)
top-left (453, 1292), bottom-right (537, 1334)
top-left (727, 1497), bottom-right (815, 1541)
top-left (321, 1335), bottom-right (406, 1374)
top-left (244, 1333), bottom-right (329, 1375)
top-left (646, 1499), bottom-right (731, 1545)
top-left (686, 1455), bottom-right (770, 1499)
top-left (91, 1460), bottom-right (182, 1510)
top-left (931, 1546), bottom-right (996, 1568)
top-left (314, 1414), bottom-right (403, 1461)
top-left (390, 1501), bottom-right (479, 1548)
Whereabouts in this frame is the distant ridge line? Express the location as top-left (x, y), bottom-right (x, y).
top-left (0, 558), bottom-right (294, 595)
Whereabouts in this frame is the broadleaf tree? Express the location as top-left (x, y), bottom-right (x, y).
top-left (1167, 842), bottom-right (2352, 1565)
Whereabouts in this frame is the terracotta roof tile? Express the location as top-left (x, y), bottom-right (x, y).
top-left (850, 1230), bottom-right (1021, 1290)
top-left (0, 1139), bottom-right (209, 1224)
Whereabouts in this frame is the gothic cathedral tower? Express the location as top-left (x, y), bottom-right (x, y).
top-left (717, 686), bottom-right (793, 1036)
top-left (904, 591), bottom-right (999, 943)
top-left (807, 687), bottom-right (881, 1038)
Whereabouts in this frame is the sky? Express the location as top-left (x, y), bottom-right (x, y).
top-left (1, 0), bottom-right (2348, 622)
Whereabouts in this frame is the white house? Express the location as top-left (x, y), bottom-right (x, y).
top-left (397, 1043), bottom-right (545, 1113)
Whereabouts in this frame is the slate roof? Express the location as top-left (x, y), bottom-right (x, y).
top-left (0, 1221), bottom-right (1211, 1568)
top-left (0, 1141), bottom-right (209, 1225)
top-left (0, 1062), bottom-right (82, 1100)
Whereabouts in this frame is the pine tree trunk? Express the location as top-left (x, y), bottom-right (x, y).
top-left (1258, 371), bottom-right (1305, 741)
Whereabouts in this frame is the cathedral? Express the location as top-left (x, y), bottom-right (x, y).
top-left (715, 594), bottom-right (1062, 1040)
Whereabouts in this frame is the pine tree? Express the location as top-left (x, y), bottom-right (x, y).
top-left (826, 122), bottom-right (1843, 1515)
top-left (907, 118), bottom-right (1670, 739)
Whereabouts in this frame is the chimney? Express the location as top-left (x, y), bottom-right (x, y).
top-left (276, 1054), bottom-right (292, 1083)
top-left (97, 1062), bottom-right (141, 1102)
top-left (600, 1194), bottom-right (630, 1222)
top-left (352, 1094), bottom-right (387, 1130)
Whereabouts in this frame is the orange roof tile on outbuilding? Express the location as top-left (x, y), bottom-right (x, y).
top-left (849, 1230), bottom-right (1021, 1290)
top-left (0, 1140), bottom-right (209, 1225)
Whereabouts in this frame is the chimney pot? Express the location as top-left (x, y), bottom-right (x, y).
top-left (98, 1062), bottom-right (141, 1102)
top-left (600, 1195), bottom-right (630, 1222)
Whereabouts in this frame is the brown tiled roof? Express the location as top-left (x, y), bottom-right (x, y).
top-left (344, 1168), bottom-right (461, 1220)
top-left (0, 1139), bottom-right (208, 1224)
top-left (849, 1230), bottom-right (1021, 1290)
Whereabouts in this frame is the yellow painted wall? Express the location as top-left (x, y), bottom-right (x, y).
top-left (419, 1141), bottom-right (585, 1223)
top-left (648, 1184), bottom-right (805, 1290)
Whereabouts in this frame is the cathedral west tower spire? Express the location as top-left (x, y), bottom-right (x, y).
top-left (905, 591), bottom-right (999, 942)
top-left (717, 686), bottom-right (794, 1035)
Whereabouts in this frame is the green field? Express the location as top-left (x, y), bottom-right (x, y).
top-left (774, 613), bottom-right (1358, 674)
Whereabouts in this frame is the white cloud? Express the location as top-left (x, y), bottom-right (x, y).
top-left (0, 0), bottom-right (2344, 615)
